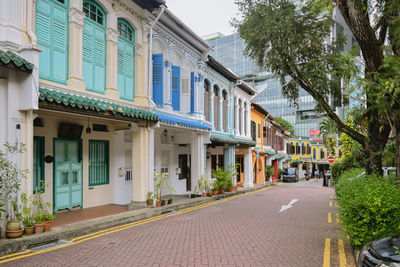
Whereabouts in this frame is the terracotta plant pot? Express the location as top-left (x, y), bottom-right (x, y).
top-left (161, 199), bottom-right (168, 206)
top-left (227, 186), bottom-right (234, 192)
top-left (34, 223), bottom-right (45, 234)
top-left (44, 220), bottom-right (53, 232)
top-left (156, 200), bottom-right (162, 207)
top-left (6, 221), bottom-right (21, 231)
top-left (6, 229), bottom-right (24, 239)
top-left (168, 199), bottom-right (172, 204)
top-left (202, 192), bottom-right (207, 197)
top-left (207, 192), bottom-right (212, 197)
top-left (24, 226), bottom-right (35, 236)
top-left (146, 199), bottom-right (154, 208)
top-left (212, 190), bottom-right (218, 195)
top-left (219, 189), bottom-right (225, 194)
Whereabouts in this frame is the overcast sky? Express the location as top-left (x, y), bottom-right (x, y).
top-left (165, 0), bottom-right (239, 37)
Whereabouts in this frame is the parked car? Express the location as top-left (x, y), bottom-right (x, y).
top-left (282, 168), bottom-right (298, 182)
top-left (358, 236), bottom-right (400, 266)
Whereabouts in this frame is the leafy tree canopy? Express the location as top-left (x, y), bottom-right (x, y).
top-left (234, 0), bottom-right (400, 177)
top-left (274, 117), bottom-right (294, 134)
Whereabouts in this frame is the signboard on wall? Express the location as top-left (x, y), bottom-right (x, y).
top-left (309, 130), bottom-right (321, 136)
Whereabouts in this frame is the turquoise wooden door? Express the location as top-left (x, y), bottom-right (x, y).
top-left (54, 139), bottom-right (82, 211)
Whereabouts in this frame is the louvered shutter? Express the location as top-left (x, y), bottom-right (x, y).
top-left (172, 65), bottom-right (180, 111)
top-left (83, 23), bottom-right (93, 90)
top-left (36, 0), bottom-right (68, 83)
top-left (118, 40), bottom-right (135, 100)
top-left (83, 20), bottom-right (105, 93)
top-left (152, 54), bottom-right (163, 106)
top-left (190, 72), bottom-right (195, 114)
top-left (94, 28), bottom-right (105, 92)
top-left (52, 4), bottom-right (68, 82)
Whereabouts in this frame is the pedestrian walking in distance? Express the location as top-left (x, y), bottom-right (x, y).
top-left (314, 169), bottom-right (319, 182)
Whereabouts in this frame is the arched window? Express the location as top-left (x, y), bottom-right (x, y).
top-left (213, 85), bottom-right (219, 129)
top-left (222, 90), bottom-right (228, 132)
top-left (203, 79), bottom-right (210, 121)
top-left (117, 19), bottom-right (135, 101)
top-left (36, 0), bottom-right (69, 83)
top-left (295, 143), bottom-right (300, 154)
top-left (339, 149), bottom-right (342, 158)
top-left (307, 144), bottom-right (311, 154)
top-left (171, 52), bottom-right (181, 111)
top-left (313, 148), bottom-right (316, 159)
top-left (83, 0), bottom-right (106, 93)
top-left (301, 143), bottom-right (305, 155)
top-left (320, 149), bottom-right (325, 159)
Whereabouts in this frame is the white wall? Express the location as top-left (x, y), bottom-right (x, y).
top-left (113, 130), bottom-right (132, 205)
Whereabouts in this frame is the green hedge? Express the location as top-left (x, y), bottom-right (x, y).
top-left (336, 171), bottom-right (400, 249)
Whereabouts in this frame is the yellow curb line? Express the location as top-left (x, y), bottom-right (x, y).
top-left (328, 212), bottom-right (332, 223)
top-left (323, 238), bottom-right (331, 267)
top-left (329, 201), bottom-right (332, 207)
top-left (0, 186), bottom-right (274, 264)
top-left (0, 250), bottom-right (32, 260)
top-left (336, 214), bottom-right (339, 224)
top-left (338, 239), bottom-right (347, 267)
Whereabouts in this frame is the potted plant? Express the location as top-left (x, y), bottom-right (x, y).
top-left (212, 164), bottom-right (238, 195)
top-left (33, 211), bottom-right (44, 234)
top-left (146, 192), bottom-right (154, 208)
top-left (265, 166), bottom-right (274, 182)
top-left (0, 143), bottom-right (27, 238)
top-left (21, 193), bottom-right (34, 235)
top-left (227, 180), bottom-right (235, 192)
top-left (154, 175), bottom-right (162, 207)
top-left (166, 182), bottom-right (175, 204)
top-left (197, 175), bottom-right (209, 197)
top-left (43, 202), bottom-right (55, 232)
top-left (5, 199), bottom-right (24, 238)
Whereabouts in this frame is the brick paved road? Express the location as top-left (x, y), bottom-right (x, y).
top-left (2, 181), bottom-right (355, 267)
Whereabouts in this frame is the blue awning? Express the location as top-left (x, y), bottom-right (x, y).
top-left (156, 113), bottom-right (212, 131)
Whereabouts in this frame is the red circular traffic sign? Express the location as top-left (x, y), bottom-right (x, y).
top-left (328, 156), bottom-right (335, 163)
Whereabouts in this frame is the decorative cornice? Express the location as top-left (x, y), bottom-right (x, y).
top-left (106, 27), bottom-right (119, 43)
top-left (107, 0), bottom-right (147, 23)
top-left (134, 43), bottom-right (142, 56)
top-left (204, 67), bottom-right (230, 89)
top-left (69, 7), bottom-right (85, 27)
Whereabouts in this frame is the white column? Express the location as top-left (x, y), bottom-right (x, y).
top-left (134, 26), bottom-right (150, 106)
top-left (218, 96), bottom-right (223, 131)
top-left (130, 127), bottom-right (151, 208)
top-left (245, 102), bottom-right (251, 137)
top-left (190, 133), bottom-right (205, 192)
top-left (164, 61), bottom-right (173, 111)
top-left (234, 98), bottom-right (239, 134)
top-left (209, 93), bottom-right (214, 127)
top-left (67, 5), bottom-right (86, 91)
top-left (243, 147), bottom-right (253, 187)
top-left (105, 27), bottom-right (120, 99)
top-left (24, 110), bottom-right (34, 197)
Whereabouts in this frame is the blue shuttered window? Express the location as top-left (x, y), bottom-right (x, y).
top-left (89, 140), bottom-right (109, 186)
top-left (36, 0), bottom-right (69, 83)
top-left (190, 72), bottom-right (195, 114)
top-left (172, 65), bottom-right (180, 111)
top-left (83, 1), bottom-right (106, 94)
top-left (152, 54), bottom-right (163, 106)
top-left (117, 19), bottom-right (135, 101)
top-left (33, 137), bottom-right (45, 193)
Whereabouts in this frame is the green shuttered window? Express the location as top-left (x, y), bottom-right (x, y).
top-left (36, 0), bottom-right (69, 84)
top-left (89, 140), bottom-right (109, 186)
top-left (117, 19), bottom-right (135, 101)
top-left (33, 137), bottom-right (45, 193)
top-left (83, 1), bottom-right (106, 94)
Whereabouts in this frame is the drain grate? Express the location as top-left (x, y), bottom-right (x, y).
top-left (164, 210), bottom-right (178, 215)
top-left (31, 240), bottom-right (72, 251)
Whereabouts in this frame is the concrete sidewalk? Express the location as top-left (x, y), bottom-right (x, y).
top-left (0, 183), bottom-right (272, 257)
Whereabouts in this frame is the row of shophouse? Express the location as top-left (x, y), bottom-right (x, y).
top-left (0, 0), bottom-right (292, 214)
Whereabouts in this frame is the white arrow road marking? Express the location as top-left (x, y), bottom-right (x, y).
top-left (279, 199), bottom-right (299, 212)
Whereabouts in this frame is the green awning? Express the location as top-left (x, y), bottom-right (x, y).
top-left (235, 137), bottom-right (256, 146)
top-left (210, 132), bottom-right (237, 144)
top-left (292, 159), bottom-right (303, 163)
top-left (285, 156), bottom-right (292, 161)
top-left (274, 154), bottom-right (285, 159)
top-left (0, 49), bottom-right (33, 72)
top-left (266, 149), bottom-right (276, 155)
top-left (39, 88), bottom-right (158, 121)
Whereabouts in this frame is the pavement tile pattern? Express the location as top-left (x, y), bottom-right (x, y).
top-left (1, 181), bottom-right (355, 267)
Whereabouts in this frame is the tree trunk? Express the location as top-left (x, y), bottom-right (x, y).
top-left (364, 141), bottom-right (385, 176)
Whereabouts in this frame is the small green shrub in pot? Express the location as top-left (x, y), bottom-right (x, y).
top-left (336, 171), bottom-right (400, 249)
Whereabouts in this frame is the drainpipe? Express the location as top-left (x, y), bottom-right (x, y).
top-left (148, 6), bottom-right (165, 106)
top-left (26, 0), bottom-right (38, 46)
